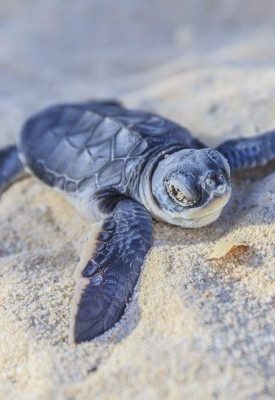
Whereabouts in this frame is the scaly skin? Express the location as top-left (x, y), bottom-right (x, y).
top-left (1, 100), bottom-right (275, 342)
top-left (217, 129), bottom-right (275, 172)
top-left (72, 199), bottom-right (153, 343)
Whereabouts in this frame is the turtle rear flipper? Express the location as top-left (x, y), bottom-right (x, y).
top-left (217, 129), bottom-right (275, 172)
top-left (70, 199), bottom-right (153, 343)
top-left (0, 146), bottom-right (25, 194)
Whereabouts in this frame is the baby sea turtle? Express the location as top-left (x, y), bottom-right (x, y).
top-left (1, 100), bottom-right (275, 343)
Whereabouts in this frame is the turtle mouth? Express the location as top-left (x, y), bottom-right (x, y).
top-left (164, 179), bottom-right (198, 207)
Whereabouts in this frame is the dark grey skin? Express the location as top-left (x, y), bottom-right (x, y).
top-left (1, 100), bottom-right (275, 343)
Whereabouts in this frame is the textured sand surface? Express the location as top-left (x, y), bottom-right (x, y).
top-left (1, 2), bottom-right (275, 399)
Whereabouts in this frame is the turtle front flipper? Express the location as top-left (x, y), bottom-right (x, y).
top-left (70, 199), bottom-right (153, 343)
top-left (216, 129), bottom-right (275, 173)
top-left (0, 145), bottom-right (25, 194)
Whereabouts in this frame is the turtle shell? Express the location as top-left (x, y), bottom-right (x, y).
top-left (18, 101), bottom-right (202, 194)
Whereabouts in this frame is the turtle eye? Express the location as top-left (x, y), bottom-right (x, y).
top-left (164, 179), bottom-right (197, 206)
top-left (207, 149), bottom-right (230, 177)
top-left (207, 149), bottom-right (220, 163)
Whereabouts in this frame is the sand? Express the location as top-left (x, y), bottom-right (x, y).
top-left (1, 2), bottom-right (275, 399)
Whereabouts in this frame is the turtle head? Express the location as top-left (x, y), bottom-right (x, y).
top-left (147, 148), bottom-right (231, 228)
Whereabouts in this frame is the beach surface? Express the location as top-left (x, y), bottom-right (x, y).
top-left (0, 1), bottom-right (275, 399)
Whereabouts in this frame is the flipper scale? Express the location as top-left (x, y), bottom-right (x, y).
top-left (71, 199), bottom-right (153, 343)
top-left (217, 129), bottom-right (275, 172)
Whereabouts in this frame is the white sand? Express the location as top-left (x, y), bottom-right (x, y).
top-left (1, 2), bottom-right (275, 399)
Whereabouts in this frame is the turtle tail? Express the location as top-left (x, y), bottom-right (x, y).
top-left (216, 129), bottom-right (275, 173)
top-left (0, 145), bottom-right (25, 194)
